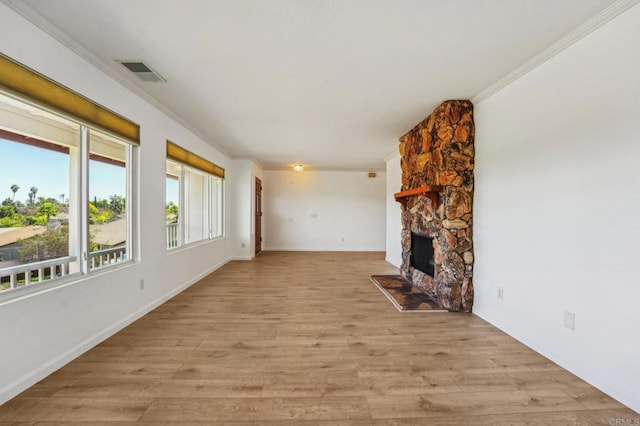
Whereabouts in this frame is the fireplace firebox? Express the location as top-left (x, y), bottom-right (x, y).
top-left (411, 233), bottom-right (434, 277)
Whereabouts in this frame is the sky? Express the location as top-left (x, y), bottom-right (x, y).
top-left (1, 138), bottom-right (126, 203)
top-left (166, 178), bottom-right (178, 206)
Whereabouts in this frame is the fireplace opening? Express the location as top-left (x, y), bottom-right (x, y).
top-left (411, 233), bottom-right (435, 277)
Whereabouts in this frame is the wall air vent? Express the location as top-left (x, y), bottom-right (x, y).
top-left (116, 60), bottom-right (166, 82)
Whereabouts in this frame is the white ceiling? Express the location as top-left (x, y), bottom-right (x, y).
top-left (6, 0), bottom-right (619, 170)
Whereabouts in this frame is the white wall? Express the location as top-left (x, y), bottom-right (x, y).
top-left (385, 154), bottom-right (402, 267)
top-left (227, 159), bottom-right (263, 260)
top-left (474, 4), bottom-right (640, 412)
top-left (0, 4), bottom-right (231, 404)
top-left (262, 170), bottom-right (386, 251)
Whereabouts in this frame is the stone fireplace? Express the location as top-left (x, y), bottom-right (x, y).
top-left (396, 100), bottom-right (475, 312)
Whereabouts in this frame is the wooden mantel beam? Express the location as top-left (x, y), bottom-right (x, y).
top-left (394, 184), bottom-right (444, 210)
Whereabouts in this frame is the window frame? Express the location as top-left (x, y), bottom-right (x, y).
top-left (0, 53), bottom-right (139, 299)
top-left (165, 143), bottom-right (224, 251)
top-left (0, 114), bottom-right (138, 298)
top-left (85, 128), bottom-right (134, 272)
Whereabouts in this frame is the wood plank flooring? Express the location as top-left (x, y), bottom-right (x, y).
top-left (0, 251), bottom-right (637, 425)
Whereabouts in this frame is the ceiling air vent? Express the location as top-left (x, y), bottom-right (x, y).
top-left (117, 60), bottom-right (166, 83)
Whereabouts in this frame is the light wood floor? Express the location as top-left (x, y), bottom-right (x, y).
top-left (0, 252), bottom-right (636, 425)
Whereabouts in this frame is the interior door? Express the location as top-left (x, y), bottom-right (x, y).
top-left (255, 177), bottom-right (262, 255)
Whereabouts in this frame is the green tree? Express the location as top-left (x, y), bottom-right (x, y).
top-left (0, 214), bottom-right (25, 227)
top-left (10, 184), bottom-right (19, 202)
top-left (88, 202), bottom-right (99, 224)
top-left (19, 226), bottom-right (69, 262)
top-left (0, 202), bottom-right (17, 218)
top-left (0, 195), bottom-right (21, 226)
top-left (28, 186), bottom-right (38, 206)
top-left (166, 202), bottom-right (178, 222)
top-left (88, 202), bottom-right (111, 224)
top-left (109, 194), bottom-right (125, 215)
top-left (94, 198), bottom-right (109, 209)
top-left (38, 202), bottom-right (59, 224)
top-left (166, 202), bottom-right (178, 215)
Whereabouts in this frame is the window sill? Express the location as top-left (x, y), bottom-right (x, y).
top-left (166, 235), bottom-right (224, 255)
top-left (0, 260), bottom-right (136, 307)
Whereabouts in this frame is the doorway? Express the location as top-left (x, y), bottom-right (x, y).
top-left (255, 177), bottom-right (262, 255)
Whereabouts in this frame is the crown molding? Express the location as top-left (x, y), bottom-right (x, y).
top-left (384, 150), bottom-right (400, 162)
top-left (250, 158), bottom-right (264, 170)
top-left (1, 0), bottom-right (231, 157)
top-left (230, 156), bottom-right (386, 172)
top-left (262, 165), bottom-right (386, 172)
top-left (472, 0), bottom-right (640, 104)
top-left (231, 156), bottom-right (266, 170)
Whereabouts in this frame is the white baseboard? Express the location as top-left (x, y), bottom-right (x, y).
top-left (385, 256), bottom-right (402, 268)
top-left (0, 259), bottom-right (227, 405)
top-left (473, 311), bottom-right (640, 414)
top-left (228, 255), bottom-right (254, 261)
top-left (263, 247), bottom-right (385, 252)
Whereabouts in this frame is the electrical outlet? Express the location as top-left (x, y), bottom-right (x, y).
top-left (564, 311), bottom-right (575, 330)
top-left (341, 237), bottom-right (345, 242)
top-left (241, 242), bottom-right (245, 248)
top-left (497, 287), bottom-right (504, 300)
top-left (139, 279), bottom-right (144, 290)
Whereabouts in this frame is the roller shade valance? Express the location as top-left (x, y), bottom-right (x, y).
top-left (0, 53), bottom-right (140, 144)
top-left (166, 140), bottom-right (225, 179)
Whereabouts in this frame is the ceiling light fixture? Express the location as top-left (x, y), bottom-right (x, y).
top-left (292, 164), bottom-right (304, 172)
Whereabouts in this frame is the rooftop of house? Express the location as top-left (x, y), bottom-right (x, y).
top-left (90, 219), bottom-right (126, 247)
top-left (0, 226), bottom-right (47, 248)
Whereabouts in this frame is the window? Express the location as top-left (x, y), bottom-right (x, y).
top-left (165, 162), bottom-right (180, 249)
top-left (0, 115), bottom-right (74, 281)
top-left (88, 129), bottom-right (131, 269)
top-left (0, 54), bottom-right (139, 295)
top-left (165, 142), bottom-right (224, 249)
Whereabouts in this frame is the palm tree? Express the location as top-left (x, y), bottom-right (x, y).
top-left (10, 184), bottom-right (19, 202)
top-left (29, 186), bottom-right (38, 206)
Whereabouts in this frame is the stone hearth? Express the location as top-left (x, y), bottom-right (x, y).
top-left (397, 100), bottom-right (474, 312)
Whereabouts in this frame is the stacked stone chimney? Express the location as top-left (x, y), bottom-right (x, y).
top-left (398, 100), bottom-right (475, 312)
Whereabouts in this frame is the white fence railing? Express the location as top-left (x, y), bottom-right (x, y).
top-left (167, 223), bottom-right (179, 249)
top-left (1, 226), bottom-right (177, 293)
top-left (0, 256), bottom-right (77, 293)
top-left (89, 246), bottom-right (126, 269)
